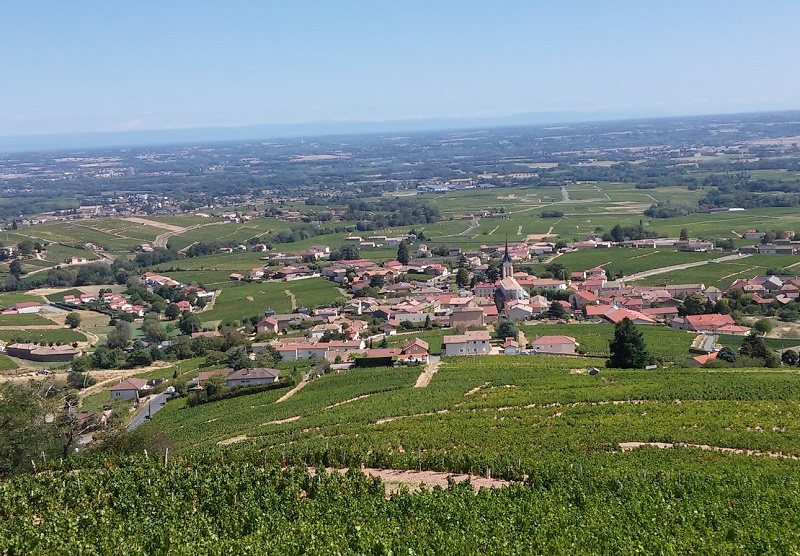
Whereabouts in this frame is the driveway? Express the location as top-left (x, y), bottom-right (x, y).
top-left (127, 393), bottom-right (170, 431)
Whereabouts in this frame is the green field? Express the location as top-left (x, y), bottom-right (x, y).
top-left (45, 289), bottom-right (84, 303)
top-left (0, 328), bottom-right (86, 345)
top-left (519, 323), bottom-right (697, 363)
top-left (147, 356), bottom-right (800, 462)
top-left (637, 253), bottom-right (800, 287)
top-left (0, 292), bottom-right (46, 306)
top-left (0, 354), bottom-right (19, 371)
top-left (0, 313), bottom-right (55, 326)
top-left (199, 277), bottom-right (343, 324)
top-left (528, 248), bottom-right (718, 277)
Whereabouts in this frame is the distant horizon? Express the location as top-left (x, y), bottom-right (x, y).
top-left (2, 106), bottom-right (800, 154)
top-left (4, 1), bottom-right (800, 145)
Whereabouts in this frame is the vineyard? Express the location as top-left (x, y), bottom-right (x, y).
top-left (6, 358), bottom-right (800, 551)
top-left (1, 458), bottom-right (797, 554)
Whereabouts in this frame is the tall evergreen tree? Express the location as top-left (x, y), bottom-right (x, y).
top-left (607, 317), bottom-right (652, 368)
top-left (396, 240), bottom-right (410, 265)
top-left (455, 267), bottom-right (469, 288)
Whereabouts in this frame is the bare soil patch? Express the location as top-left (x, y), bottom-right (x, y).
top-left (123, 217), bottom-right (186, 232)
top-left (265, 415), bottom-right (302, 425)
top-left (325, 394), bottom-right (371, 410)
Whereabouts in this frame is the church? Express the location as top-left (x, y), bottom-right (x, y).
top-left (494, 240), bottom-right (530, 312)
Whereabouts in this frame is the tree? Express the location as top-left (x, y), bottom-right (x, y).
top-left (455, 267), bottom-right (469, 288)
top-left (548, 300), bottom-right (568, 320)
top-left (126, 349), bottom-right (153, 368)
top-left (608, 318), bottom-right (652, 369)
top-left (9, 259), bottom-right (22, 278)
top-left (782, 349), bottom-right (798, 366)
top-left (752, 319), bottom-right (774, 337)
top-left (496, 319), bottom-right (518, 340)
top-left (225, 346), bottom-right (252, 371)
top-left (339, 244), bottom-right (360, 261)
top-left (164, 303), bottom-right (181, 320)
top-left (739, 334), bottom-right (768, 359)
top-left (679, 228), bottom-right (689, 241)
top-left (396, 240), bottom-right (410, 265)
top-left (203, 374), bottom-right (227, 397)
top-left (65, 312), bottom-right (81, 329)
top-left (105, 321), bottom-right (132, 349)
top-left (254, 345), bottom-right (282, 368)
top-left (141, 319), bottom-right (167, 343)
top-left (0, 383), bottom-right (59, 476)
top-left (66, 371), bottom-right (96, 390)
top-left (178, 313), bottom-right (202, 336)
top-left (682, 293), bottom-right (708, 316)
top-left (717, 346), bottom-right (738, 363)
top-left (544, 263), bottom-right (569, 281)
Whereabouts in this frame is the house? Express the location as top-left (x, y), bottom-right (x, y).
top-left (6, 343), bottom-right (81, 362)
top-left (688, 352), bottom-right (718, 367)
top-left (109, 378), bottom-right (149, 400)
top-left (11, 302), bottom-right (42, 314)
top-left (441, 330), bottom-right (492, 356)
top-left (684, 313), bottom-right (736, 333)
top-left (569, 290), bottom-right (599, 310)
top-left (176, 300), bottom-right (193, 313)
top-left (506, 302), bottom-right (534, 321)
top-left (640, 306), bottom-right (680, 320)
top-left (400, 338), bottom-right (430, 364)
top-left (503, 338), bottom-right (520, 355)
top-left (225, 367), bottom-right (281, 388)
top-left (449, 306), bottom-right (485, 328)
top-left (529, 335), bottom-right (578, 355)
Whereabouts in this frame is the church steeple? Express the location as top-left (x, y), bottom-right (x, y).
top-left (502, 235), bottom-right (513, 279)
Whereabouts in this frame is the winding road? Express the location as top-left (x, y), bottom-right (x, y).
top-left (622, 253), bottom-right (749, 282)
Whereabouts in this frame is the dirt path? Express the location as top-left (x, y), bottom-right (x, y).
top-left (619, 441), bottom-right (800, 461)
top-left (122, 217), bottom-right (185, 232)
top-left (199, 290), bottom-right (222, 314)
top-left (324, 394), bottom-right (371, 410)
top-left (414, 358), bottom-right (442, 388)
top-left (622, 254), bottom-right (749, 282)
top-left (153, 221), bottom-right (224, 249)
top-left (284, 290), bottom-right (297, 311)
top-left (0, 325), bottom-right (62, 330)
top-left (276, 380), bottom-right (307, 403)
top-left (314, 467), bottom-right (511, 491)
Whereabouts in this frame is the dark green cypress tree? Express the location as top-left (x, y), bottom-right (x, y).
top-left (608, 317), bottom-right (652, 368)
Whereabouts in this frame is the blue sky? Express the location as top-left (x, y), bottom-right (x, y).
top-left (2, 0), bottom-right (799, 136)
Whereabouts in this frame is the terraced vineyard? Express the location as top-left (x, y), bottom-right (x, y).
top-left (149, 357), bottom-right (800, 468)
top-left (6, 357), bottom-right (797, 553)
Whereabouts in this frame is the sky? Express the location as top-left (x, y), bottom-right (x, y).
top-left (2, 0), bottom-right (800, 137)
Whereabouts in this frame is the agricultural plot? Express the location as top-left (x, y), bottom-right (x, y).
top-left (527, 248), bottom-right (718, 277)
top-left (0, 313), bottom-right (55, 327)
top-left (0, 354), bottom-right (19, 371)
top-left (518, 323), bottom-right (696, 363)
top-left (0, 292), bottom-right (47, 306)
top-left (638, 254), bottom-right (800, 287)
top-left (199, 278), bottom-right (342, 324)
top-left (3, 455), bottom-right (800, 554)
top-left (148, 356), bottom-right (800, 474)
top-left (0, 328), bottom-right (85, 344)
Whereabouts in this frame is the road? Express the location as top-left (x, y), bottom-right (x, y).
top-left (622, 253), bottom-right (750, 282)
top-left (127, 393), bottom-right (170, 431)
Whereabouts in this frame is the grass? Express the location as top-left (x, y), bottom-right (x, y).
top-left (527, 248), bottom-right (718, 277)
top-left (0, 292), bottom-right (46, 306)
top-left (0, 313), bottom-right (56, 326)
top-left (45, 289), bottom-right (84, 303)
top-left (0, 328), bottom-right (86, 344)
top-left (519, 322), bottom-right (696, 363)
top-left (637, 254), bottom-right (800, 287)
top-left (199, 278), bottom-right (342, 324)
top-left (0, 354), bottom-right (19, 371)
